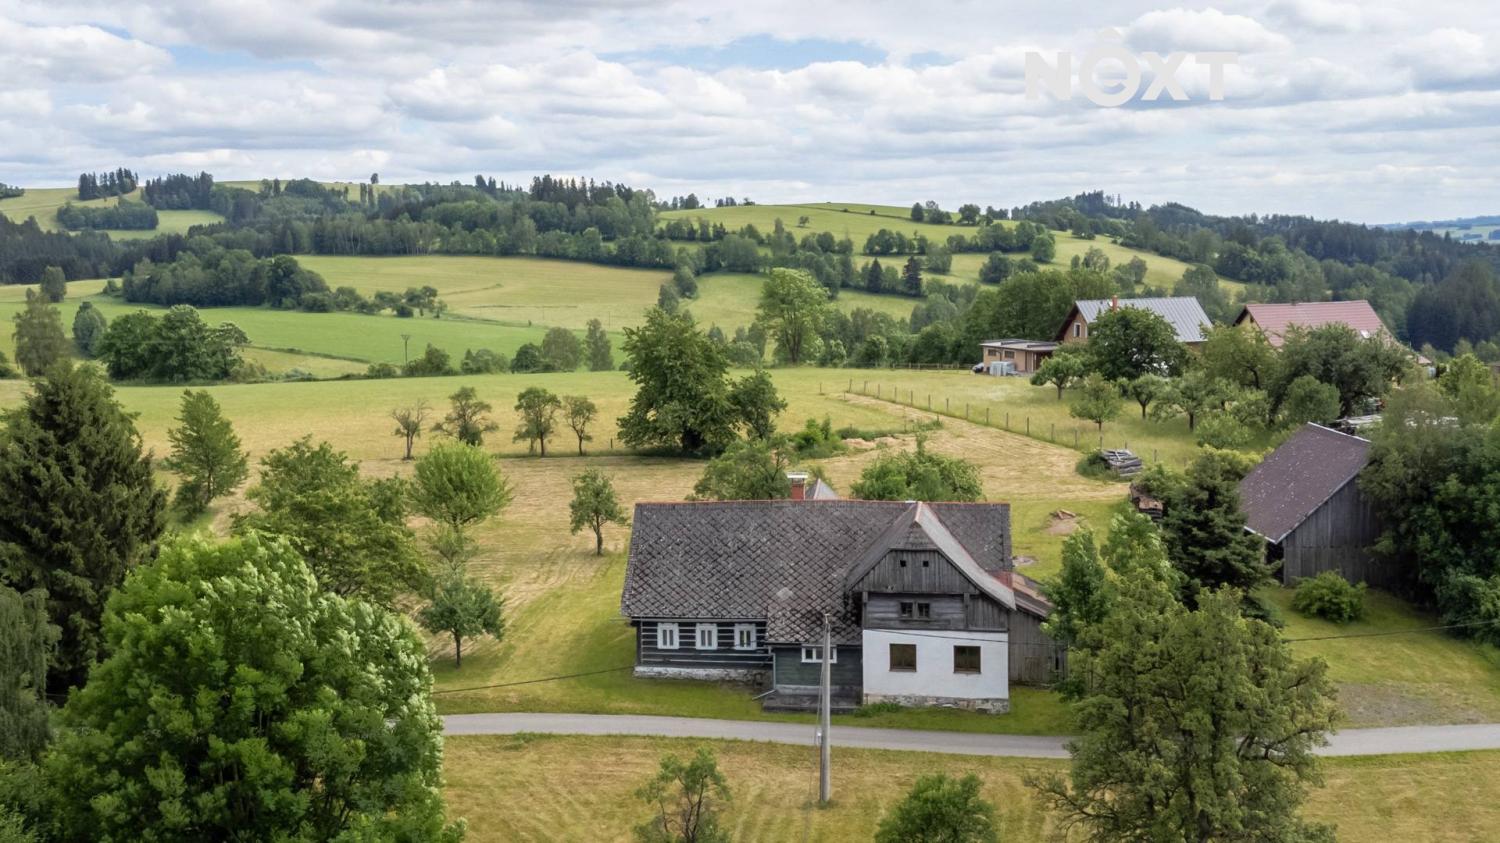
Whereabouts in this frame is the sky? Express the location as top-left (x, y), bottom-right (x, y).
top-left (3, 0), bottom-right (1499, 223)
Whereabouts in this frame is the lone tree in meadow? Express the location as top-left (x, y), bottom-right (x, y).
top-left (569, 467), bottom-right (628, 555)
top-left (585, 318), bottom-right (614, 371)
top-left (1069, 373), bottom-right (1122, 433)
top-left (618, 308), bottom-right (737, 454)
top-left (409, 441), bottom-right (512, 534)
top-left (71, 301), bottom-right (108, 358)
top-left (39, 265), bottom-right (66, 303)
top-left (754, 268), bottom-right (828, 365)
top-left (12, 290), bottom-right (69, 377)
top-left (391, 399), bottom-right (431, 460)
top-left (513, 386), bottom-right (562, 456)
top-left (418, 564), bottom-right (504, 668)
top-left (434, 386), bottom-right (498, 446)
top-left (563, 395), bottom-right (598, 455)
top-left (234, 437), bottom-right (422, 604)
top-left (875, 774), bottom-right (999, 843)
top-left (165, 389), bottom-right (249, 513)
top-left (1030, 351), bottom-right (1088, 400)
top-left (0, 363), bottom-right (166, 694)
top-left (44, 535), bottom-right (465, 841)
top-left (634, 747), bottom-right (731, 843)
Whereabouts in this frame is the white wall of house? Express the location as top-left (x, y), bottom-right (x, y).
top-left (861, 629), bottom-right (1008, 702)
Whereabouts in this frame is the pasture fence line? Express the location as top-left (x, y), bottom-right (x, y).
top-left (843, 381), bottom-right (1177, 468)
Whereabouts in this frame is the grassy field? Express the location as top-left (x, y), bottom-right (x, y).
top-left (443, 734), bottom-right (1500, 842)
top-left (0, 186), bottom-right (223, 235)
top-left (661, 202), bottom-right (1227, 292)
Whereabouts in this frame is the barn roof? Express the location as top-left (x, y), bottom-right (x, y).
top-left (1235, 300), bottom-right (1389, 348)
top-left (1061, 297), bottom-right (1211, 343)
top-left (1239, 423), bottom-right (1372, 543)
top-left (620, 500), bottom-right (1014, 644)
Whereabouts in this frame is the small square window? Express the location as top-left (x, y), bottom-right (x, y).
top-left (916, 602), bottom-right (932, 619)
top-left (898, 559), bottom-right (907, 568)
top-left (921, 559), bottom-right (929, 568)
top-left (801, 646), bottom-right (837, 664)
top-left (889, 643), bottom-right (917, 671)
top-left (658, 622), bottom-right (679, 650)
top-left (898, 601), bottom-right (914, 618)
top-left (954, 645), bottom-right (981, 674)
top-left (695, 623), bottom-right (717, 650)
top-left (734, 623), bottom-right (757, 651)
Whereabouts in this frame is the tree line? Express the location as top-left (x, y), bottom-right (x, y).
top-left (55, 200), bottom-right (158, 231)
top-left (75, 169), bottom-right (139, 201)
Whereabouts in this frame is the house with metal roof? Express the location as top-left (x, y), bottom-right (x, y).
top-left (620, 499), bottom-right (1062, 714)
top-left (1234, 300), bottom-right (1391, 348)
top-left (1056, 296), bottom-right (1212, 347)
top-left (1238, 423), bottom-right (1392, 586)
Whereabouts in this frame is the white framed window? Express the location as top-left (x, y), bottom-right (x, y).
top-left (1072, 322), bottom-right (1082, 338)
top-left (657, 622), bottom-right (679, 650)
top-left (695, 623), bottom-right (718, 650)
top-left (800, 645), bottom-right (837, 664)
top-left (734, 623), bottom-right (757, 650)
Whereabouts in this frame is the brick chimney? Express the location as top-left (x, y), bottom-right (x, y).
top-left (787, 472), bottom-right (809, 501)
top-left (1111, 295), bottom-right (1119, 311)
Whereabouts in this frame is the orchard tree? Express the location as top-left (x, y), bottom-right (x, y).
top-left (1279, 375), bottom-right (1341, 428)
top-left (634, 748), bottom-right (731, 843)
top-left (1200, 324), bottom-right (1276, 390)
top-left (569, 467), bottom-right (628, 555)
top-left (513, 386), bottom-right (561, 456)
top-left (391, 399), bottom-right (431, 460)
top-left (1069, 373), bottom-right (1122, 432)
top-left (43, 535), bottom-right (465, 842)
top-left (418, 564), bottom-right (503, 668)
top-left (235, 437), bottom-right (421, 603)
top-left (1151, 369), bottom-right (1229, 431)
top-left (690, 439), bottom-right (791, 501)
top-left (1031, 351), bottom-right (1088, 400)
top-left (1085, 306), bottom-right (1186, 381)
top-left (12, 291), bottom-right (68, 377)
top-left (0, 363), bottom-right (165, 693)
top-left (875, 774), bottom-right (998, 843)
top-left (165, 389), bottom-right (248, 513)
top-left (434, 386), bottom-right (498, 446)
top-left (754, 268), bottom-right (828, 365)
top-left (1124, 373), bottom-right (1168, 419)
top-left (1270, 324), bottom-right (1410, 417)
top-left (563, 394), bottom-right (597, 455)
top-left (409, 441), bottom-right (512, 533)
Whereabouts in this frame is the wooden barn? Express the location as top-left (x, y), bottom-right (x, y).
top-left (1238, 423), bottom-right (1393, 586)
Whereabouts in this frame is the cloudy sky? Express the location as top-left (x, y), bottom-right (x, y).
top-left (3, 0), bottom-right (1498, 223)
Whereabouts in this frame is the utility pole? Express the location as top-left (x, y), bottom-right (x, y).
top-left (400, 333), bottom-right (412, 364)
top-left (819, 612), bottom-right (832, 805)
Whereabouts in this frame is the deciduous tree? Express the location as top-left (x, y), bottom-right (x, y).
top-left (619, 309), bottom-right (738, 454)
top-left (1085, 306), bottom-right (1186, 381)
top-left (513, 386), bottom-right (561, 456)
top-left (38, 267), bottom-right (65, 303)
top-left (1069, 373), bottom-right (1122, 432)
top-left (70, 302), bottom-right (106, 358)
top-left (434, 386), bottom-right (498, 446)
top-left (728, 369), bottom-right (785, 440)
top-left (755, 269), bottom-right (828, 365)
top-left (690, 439), bottom-right (790, 501)
top-left (634, 747), bottom-right (731, 843)
top-left (569, 468), bottom-right (628, 555)
top-left (11, 292), bottom-right (67, 377)
top-left (852, 438), bottom-right (982, 502)
top-left (563, 395), bottom-right (597, 455)
top-left (409, 441), bottom-right (512, 533)
top-left (165, 389), bottom-right (248, 513)
top-left (1030, 351), bottom-right (1088, 400)
top-left (586, 318), bottom-right (614, 371)
top-left (540, 326), bottom-right (583, 372)
top-left (391, 399), bottom-right (430, 460)
top-left (874, 774), bottom-right (998, 843)
top-left (418, 563), bottom-right (503, 668)
top-left (0, 586), bottom-right (56, 763)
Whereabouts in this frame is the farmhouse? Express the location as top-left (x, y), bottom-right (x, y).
top-left (1056, 296), bottom-right (1211, 348)
top-left (620, 498), bottom-right (1063, 714)
top-left (978, 338), bottom-right (1058, 375)
top-left (1234, 300), bottom-right (1390, 348)
top-left (1238, 423), bottom-right (1392, 587)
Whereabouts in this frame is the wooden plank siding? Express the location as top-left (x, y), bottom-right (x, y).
top-left (772, 645), bottom-right (863, 693)
top-left (636, 620), bottom-right (771, 670)
top-left (1008, 610), bottom-right (1067, 685)
top-left (854, 550), bottom-right (979, 594)
top-left (1277, 480), bottom-right (1395, 587)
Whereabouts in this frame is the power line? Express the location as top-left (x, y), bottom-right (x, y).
top-left (1282, 618), bottom-right (1500, 642)
top-left (432, 665), bottom-right (633, 695)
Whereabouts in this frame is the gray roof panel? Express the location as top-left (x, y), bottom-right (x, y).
top-left (1238, 423), bottom-right (1372, 543)
top-left (1075, 297), bottom-right (1212, 343)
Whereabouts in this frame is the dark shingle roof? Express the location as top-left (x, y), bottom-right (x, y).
top-left (1239, 424), bottom-right (1372, 543)
top-left (621, 500), bottom-right (1012, 644)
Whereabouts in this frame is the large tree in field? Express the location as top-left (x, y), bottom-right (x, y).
top-left (42, 535), bottom-right (464, 842)
top-left (585, 318), bottom-right (614, 371)
top-left (1160, 450), bottom-right (1271, 598)
top-left (12, 291), bottom-right (68, 377)
top-left (434, 385), bottom-right (498, 446)
top-left (540, 326), bottom-right (583, 372)
top-left (569, 467), bottom-right (628, 555)
top-left (165, 389), bottom-right (248, 513)
top-left (1031, 581), bottom-right (1336, 842)
top-left (755, 268), bottom-right (828, 365)
top-left (38, 266), bottom-right (66, 303)
top-left (409, 441), bottom-right (512, 534)
top-left (234, 437), bottom-right (422, 603)
top-left (1085, 306), bottom-right (1186, 380)
top-left (563, 395), bottom-right (597, 455)
top-left (728, 369), bottom-right (785, 440)
top-left (0, 363), bottom-right (166, 694)
top-left (618, 308), bottom-right (738, 454)
top-left (513, 387), bottom-right (561, 456)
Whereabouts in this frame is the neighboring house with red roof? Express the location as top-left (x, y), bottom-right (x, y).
top-left (1238, 423), bottom-right (1393, 587)
top-left (1234, 300), bottom-right (1391, 348)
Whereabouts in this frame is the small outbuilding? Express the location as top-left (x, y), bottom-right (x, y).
top-left (1238, 423), bottom-right (1392, 586)
top-left (978, 339), bottom-right (1058, 375)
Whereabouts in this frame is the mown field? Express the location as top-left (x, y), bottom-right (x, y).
top-left (444, 734), bottom-right (1500, 842)
top-left (0, 185), bottom-right (223, 236)
top-left (661, 201), bottom-right (1231, 291)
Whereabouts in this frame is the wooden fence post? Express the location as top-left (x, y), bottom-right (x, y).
top-left (1074, 429), bottom-right (1079, 448)
top-left (985, 407), bottom-right (990, 425)
top-left (1026, 417), bottom-right (1030, 436)
top-left (1050, 423), bottom-right (1054, 442)
top-left (1005, 412), bottom-right (1009, 430)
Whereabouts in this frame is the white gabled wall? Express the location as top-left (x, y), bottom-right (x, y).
top-left (861, 629), bottom-right (1008, 702)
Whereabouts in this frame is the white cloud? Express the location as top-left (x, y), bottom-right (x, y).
top-left (1124, 8), bottom-right (1292, 54)
top-left (0, 16), bottom-right (169, 82)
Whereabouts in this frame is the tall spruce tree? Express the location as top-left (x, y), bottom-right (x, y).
top-left (165, 390), bottom-right (249, 513)
top-left (1160, 450), bottom-right (1272, 599)
top-left (11, 291), bottom-right (68, 377)
top-left (0, 363), bottom-right (166, 693)
top-left (0, 585), bottom-right (57, 762)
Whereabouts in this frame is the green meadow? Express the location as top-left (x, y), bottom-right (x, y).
top-left (0, 185), bottom-right (224, 235)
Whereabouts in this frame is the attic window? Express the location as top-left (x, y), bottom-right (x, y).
top-left (899, 559), bottom-right (908, 568)
top-left (922, 560), bottom-right (930, 568)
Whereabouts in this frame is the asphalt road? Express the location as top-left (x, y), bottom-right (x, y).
top-left (442, 713), bottom-right (1500, 759)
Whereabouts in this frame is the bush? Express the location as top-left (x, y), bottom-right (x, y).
top-left (1075, 451), bottom-right (1115, 480)
top-left (1291, 571), bottom-right (1366, 623)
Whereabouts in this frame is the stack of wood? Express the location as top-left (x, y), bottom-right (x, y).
top-left (1128, 481), bottom-right (1164, 521)
top-left (1100, 449), bottom-right (1143, 477)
